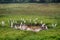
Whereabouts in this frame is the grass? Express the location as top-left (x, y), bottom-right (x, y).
top-left (0, 3), bottom-right (60, 40)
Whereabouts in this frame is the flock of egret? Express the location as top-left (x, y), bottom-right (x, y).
top-left (0, 18), bottom-right (57, 32)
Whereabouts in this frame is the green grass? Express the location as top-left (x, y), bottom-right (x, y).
top-left (0, 3), bottom-right (60, 40)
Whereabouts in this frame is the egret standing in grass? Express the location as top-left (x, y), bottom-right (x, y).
top-left (14, 25), bottom-right (18, 29)
top-left (52, 23), bottom-right (57, 28)
top-left (19, 22), bottom-right (23, 30)
top-left (10, 21), bottom-right (14, 28)
top-left (1, 21), bottom-right (5, 27)
top-left (35, 18), bottom-right (38, 20)
top-left (21, 18), bottom-right (23, 21)
top-left (23, 20), bottom-right (26, 24)
top-left (45, 25), bottom-right (48, 30)
top-left (40, 21), bottom-right (43, 24)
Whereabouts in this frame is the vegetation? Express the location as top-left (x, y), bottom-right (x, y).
top-left (0, 3), bottom-right (60, 40)
top-left (0, 0), bottom-right (60, 3)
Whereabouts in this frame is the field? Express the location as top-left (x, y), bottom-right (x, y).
top-left (0, 3), bottom-right (60, 40)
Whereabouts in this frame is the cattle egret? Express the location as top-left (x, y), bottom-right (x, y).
top-left (1, 21), bottom-right (5, 26)
top-left (19, 22), bottom-right (23, 30)
top-left (45, 26), bottom-right (48, 30)
top-left (40, 21), bottom-right (43, 24)
top-left (52, 24), bottom-right (57, 28)
top-left (35, 18), bottom-right (38, 20)
top-left (23, 20), bottom-right (26, 23)
top-left (21, 18), bottom-right (23, 20)
top-left (21, 22), bottom-right (23, 25)
top-left (11, 22), bottom-right (13, 28)
top-left (55, 24), bottom-right (57, 27)
top-left (19, 24), bottom-right (22, 29)
top-left (15, 25), bottom-right (18, 29)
